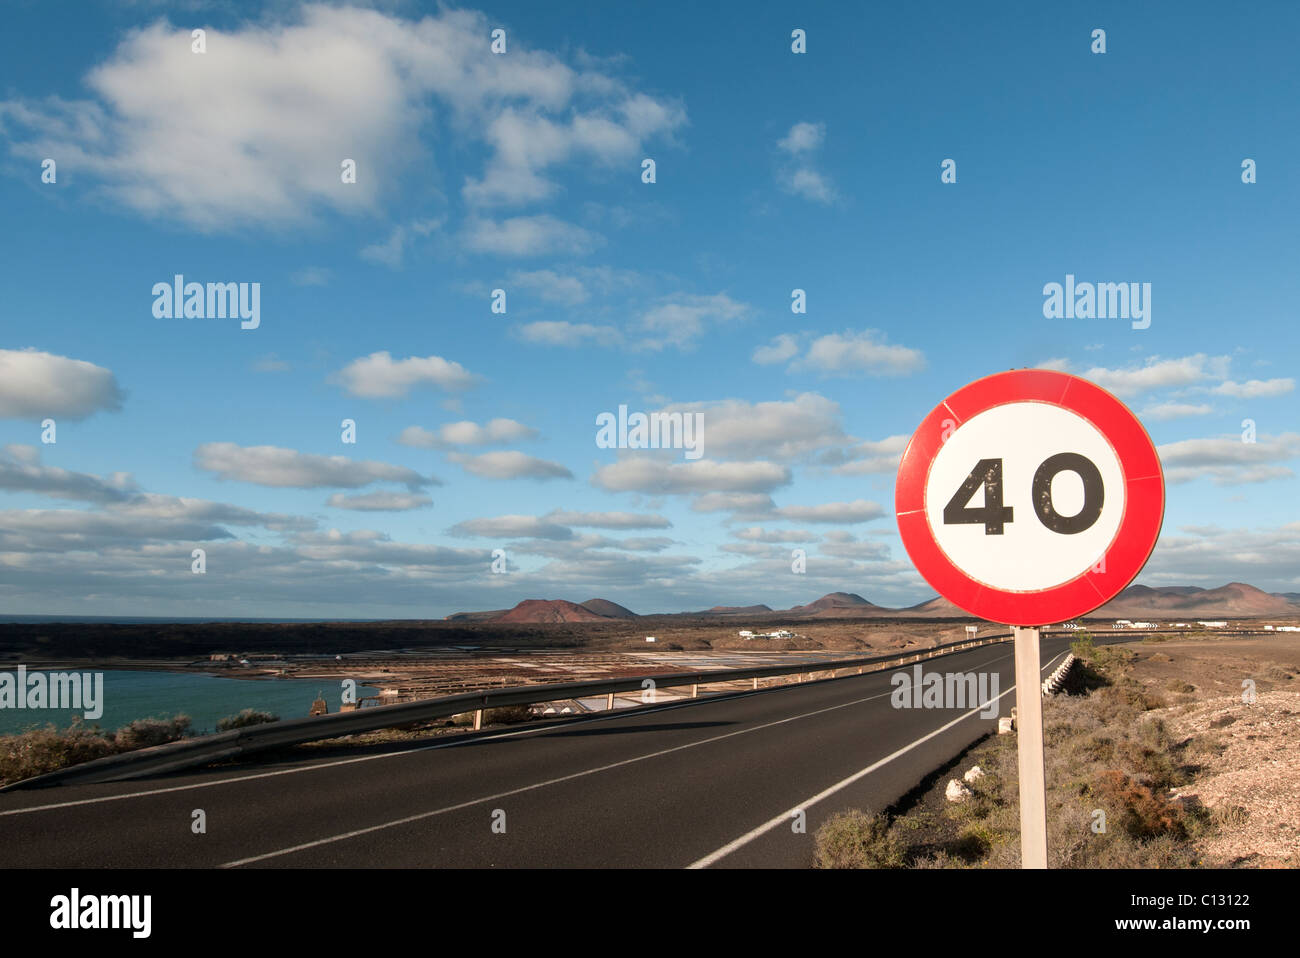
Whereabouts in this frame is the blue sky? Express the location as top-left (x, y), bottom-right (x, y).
top-left (1, 0), bottom-right (1297, 618)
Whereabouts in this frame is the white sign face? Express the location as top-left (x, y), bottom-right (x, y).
top-left (923, 401), bottom-right (1125, 592)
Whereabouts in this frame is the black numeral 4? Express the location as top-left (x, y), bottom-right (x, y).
top-left (942, 458), bottom-right (1014, 535)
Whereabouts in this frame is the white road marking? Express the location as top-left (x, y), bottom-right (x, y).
top-left (217, 683), bottom-right (913, 867)
top-left (222, 644), bottom-right (1052, 867)
top-left (0, 689), bottom-right (765, 817)
top-left (686, 650), bottom-right (1068, 868)
top-left (0, 639), bottom-right (1043, 833)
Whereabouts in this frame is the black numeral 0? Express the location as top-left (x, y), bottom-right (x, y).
top-left (942, 454), bottom-right (1104, 536)
top-left (1032, 452), bottom-right (1104, 534)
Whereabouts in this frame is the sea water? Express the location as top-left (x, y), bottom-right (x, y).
top-left (0, 669), bottom-right (380, 735)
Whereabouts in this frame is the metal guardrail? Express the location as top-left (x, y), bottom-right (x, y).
top-left (2, 631), bottom-right (1017, 791)
top-left (1041, 654), bottom-right (1076, 695)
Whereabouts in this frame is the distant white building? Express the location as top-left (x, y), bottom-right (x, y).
top-left (738, 630), bottom-right (754, 638)
top-left (770, 630), bottom-right (795, 639)
top-left (1114, 620), bottom-right (1133, 629)
top-left (645, 636), bottom-right (656, 643)
top-left (1198, 621), bottom-right (1227, 629)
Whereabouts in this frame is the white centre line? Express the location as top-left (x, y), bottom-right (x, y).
top-left (224, 645), bottom-right (1049, 867)
top-left (218, 684), bottom-right (913, 867)
top-left (685, 649), bottom-right (1068, 868)
top-left (0, 641), bottom-right (1022, 818)
top-left (0, 687), bottom-right (770, 818)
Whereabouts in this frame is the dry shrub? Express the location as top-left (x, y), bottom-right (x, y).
top-left (217, 709), bottom-right (279, 732)
top-left (1091, 769), bottom-right (1186, 839)
top-left (484, 705), bottom-right (535, 725)
top-left (114, 714), bottom-right (192, 750)
top-left (0, 720), bottom-right (119, 786)
top-left (814, 810), bottom-right (905, 869)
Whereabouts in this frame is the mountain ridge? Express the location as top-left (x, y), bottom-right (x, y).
top-left (445, 583), bottom-right (1300, 623)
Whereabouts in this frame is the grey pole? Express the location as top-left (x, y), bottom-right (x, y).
top-left (1012, 626), bottom-right (1048, 868)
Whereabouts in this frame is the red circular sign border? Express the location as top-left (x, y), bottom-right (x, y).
top-left (895, 369), bottom-right (1164, 626)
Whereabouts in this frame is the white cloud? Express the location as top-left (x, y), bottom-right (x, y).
top-left (690, 492), bottom-right (775, 514)
top-left (398, 419), bottom-right (538, 449)
top-left (658, 393), bottom-right (848, 461)
top-left (770, 500), bottom-right (885, 524)
top-left (194, 443), bottom-right (436, 490)
top-left (775, 121), bottom-right (836, 203)
top-left (0, 6), bottom-right (684, 232)
top-left (1034, 357), bottom-right (1072, 372)
top-left (326, 491), bottom-right (433, 512)
top-left (0, 348), bottom-right (124, 420)
top-left (818, 537), bottom-right (891, 560)
top-left (508, 269), bottom-right (589, 305)
top-left (333, 352), bottom-right (478, 398)
top-left (359, 225), bottom-right (410, 268)
top-left (360, 218), bottom-right (441, 267)
top-left (826, 434), bottom-right (910, 475)
top-left (1212, 378), bottom-right (1295, 399)
top-left (721, 542), bottom-right (781, 557)
top-left (795, 330), bottom-right (925, 376)
top-left (289, 267), bottom-right (330, 286)
top-left (614, 536), bottom-right (675, 552)
top-left (1047, 354), bottom-right (1231, 398)
top-left (116, 493), bottom-right (314, 533)
top-left (517, 320), bottom-right (622, 347)
top-left (1140, 402), bottom-right (1213, 421)
top-left (252, 354), bottom-right (290, 373)
top-left (752, 334), bottom-right (800, 365)
top-left (1141, 525), bottom-right (1300, 588)
top-left (1158, 432), bottom-right (1300, 485)
top-left (635, 292), bottom-right (749, 349)
top-left (450, 515), bottom-right (573, 540)
top-left (777, 121), bottom-right (824, 154)
top-left (464, 94), bottom-right (684, 206)
top-left (447, 450), bottom-right (573, 480)
top-left (0, 444), bottom-right (136, 503)
top-left (734, 526), bottom-right (818, 543)
top-left (784, 168), bottom-right (835, 204)
top-left (545, 509), bottom-right (671, 529)
top-left (462, 215), bottom-right (600, 257)
top-left (592, 458), bottom-right (790, 495)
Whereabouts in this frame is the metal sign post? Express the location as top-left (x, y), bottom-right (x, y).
top-left (895, 370), bottom-right (1166, 873)
top-left (1012, 625), bottom-right (1048, 868)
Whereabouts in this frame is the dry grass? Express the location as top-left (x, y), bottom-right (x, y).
top-left (816, 639), bottom-right (1218, 869)
top-left (814, 809), bottom-right (906, 869)
top-left (216, 708), bottom-right (279, 732)
top-left (0, 713), bottom-right (193, 786)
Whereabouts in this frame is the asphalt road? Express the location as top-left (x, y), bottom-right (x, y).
top-left (0, 634), bottom-right (1079, 868)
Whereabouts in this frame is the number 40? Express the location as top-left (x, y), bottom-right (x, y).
top-left (942, 454), bottom-right (1104, 536)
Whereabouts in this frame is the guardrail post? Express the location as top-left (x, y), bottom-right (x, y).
top-left (606, 692), bottom-right (614, 710)
top-left (473, 708), bottom-right (483, 731)
top-left (691, 683), bottom-right (699, 698)
top-left (752, 677), bottom-right (758, 690)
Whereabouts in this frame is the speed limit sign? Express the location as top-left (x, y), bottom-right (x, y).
top-left (895, 369), bottom-right (1164, 626)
